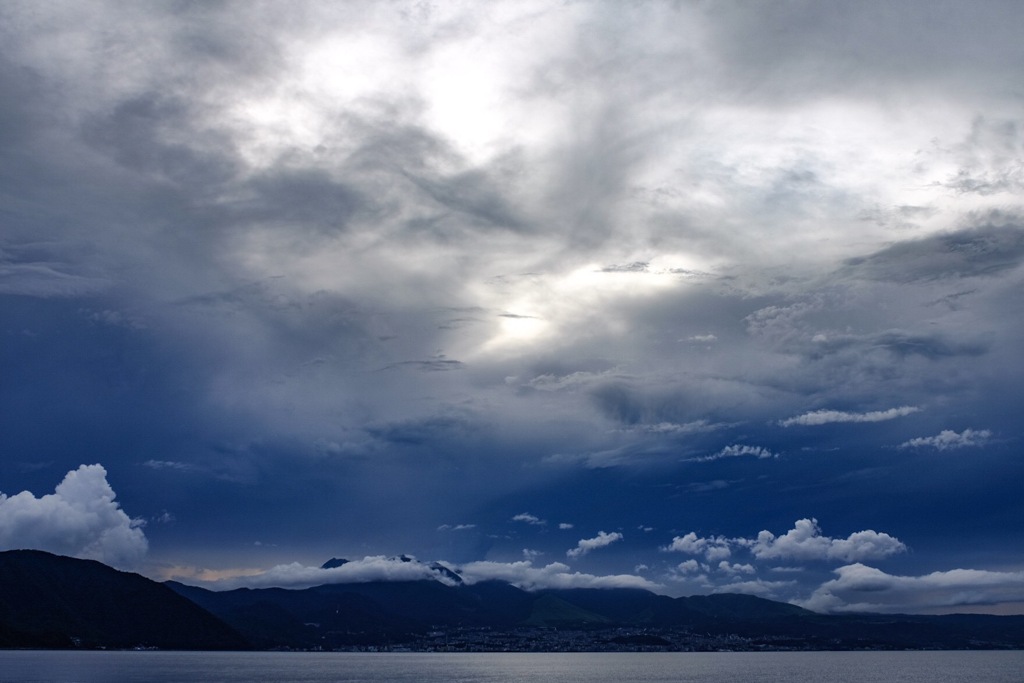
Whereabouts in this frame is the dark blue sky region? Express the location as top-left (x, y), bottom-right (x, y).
top-left (2, 1), bottom-right (1024, 614)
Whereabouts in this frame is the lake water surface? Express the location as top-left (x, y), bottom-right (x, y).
top-left (1, 650), bottom-right (1022, 683)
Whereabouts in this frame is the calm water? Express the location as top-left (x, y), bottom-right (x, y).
top-left (1, 651), bottom-right (1022, 683)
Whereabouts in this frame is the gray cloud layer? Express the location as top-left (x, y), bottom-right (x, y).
top-left (2, 1), bottom-right (1023, 613)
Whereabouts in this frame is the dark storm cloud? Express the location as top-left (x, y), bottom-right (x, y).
top-left (365, 413), bottom-right (478, 447)
top-left (589, 382), bottom-right (648, 426)
top-left (843, 222), bottom-right (1024, 283)
top-left (437, 316), bottom-right (484, 330)
top-left (807, 330), bottom-right (988, 361)
top-left (239, 169), bottom-right (366, 235)
top-left (380, 358), bottom-right (465, 372)
top-left (2, 1), bottom-right (1024, 612)
top-left (81, 94), bottom-right (240, 191)
top-left (400, 167), bottom-right (527, 232)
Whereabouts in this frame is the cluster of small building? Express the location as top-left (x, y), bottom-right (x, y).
top-left (328, 626), bottom-right (818, 653)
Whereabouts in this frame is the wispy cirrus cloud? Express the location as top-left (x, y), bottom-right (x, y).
top-left (696, 444), bottom-right (777, 462)
top-left (512, 513), bottom-right (546, 526)
top-left (566, 531), bottom-right (623, 558)
top-left (899, 428), bottom-right (993, 451)
top-left (780, 406), bottom-right (921, 427)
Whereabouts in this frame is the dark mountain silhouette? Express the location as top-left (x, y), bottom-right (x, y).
top-left (164, 563), bottom-right (1024, 651)
top-left (0, 550), bottom-right (247, 649)
top-left (4, 550), bottom-right (1024, 651)
top-left (167, 577), bottom-right (537, 648)
top-left (320, 558), bottom-right (349, 570)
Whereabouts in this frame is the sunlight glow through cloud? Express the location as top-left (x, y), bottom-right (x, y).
top-left (2, 0), bottom-right (1023, 615)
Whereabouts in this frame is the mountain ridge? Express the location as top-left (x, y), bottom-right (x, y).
top-left (0, 550), bottom-right (247, 649)
top-left (3, 550), bottom-right (1024, 651)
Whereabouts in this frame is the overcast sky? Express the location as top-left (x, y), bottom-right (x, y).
top-left (2, 0), bottom-right (1024, 615)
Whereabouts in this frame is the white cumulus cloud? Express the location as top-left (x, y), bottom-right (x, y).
top-left (665, 519), bottom-right (905, 567)
top-left (567, 530), bottom-right (623, 558)
top-left (676, 559), bottom-right (706, 574)
top-left (718, 561), bottom-right (756, 576)
top-left (0, 464), bottom-right (147, 569)
top-left (746, 518), bottom-right (906, 563)
top-left (663, 532), bottom-right (732, 561)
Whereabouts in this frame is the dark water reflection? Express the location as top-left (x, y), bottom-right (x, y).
top-left (1, 650), bottom-right (1022, 683)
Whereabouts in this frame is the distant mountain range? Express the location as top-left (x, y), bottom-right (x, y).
top-left (2, 550), bottom-right (1023, 651)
